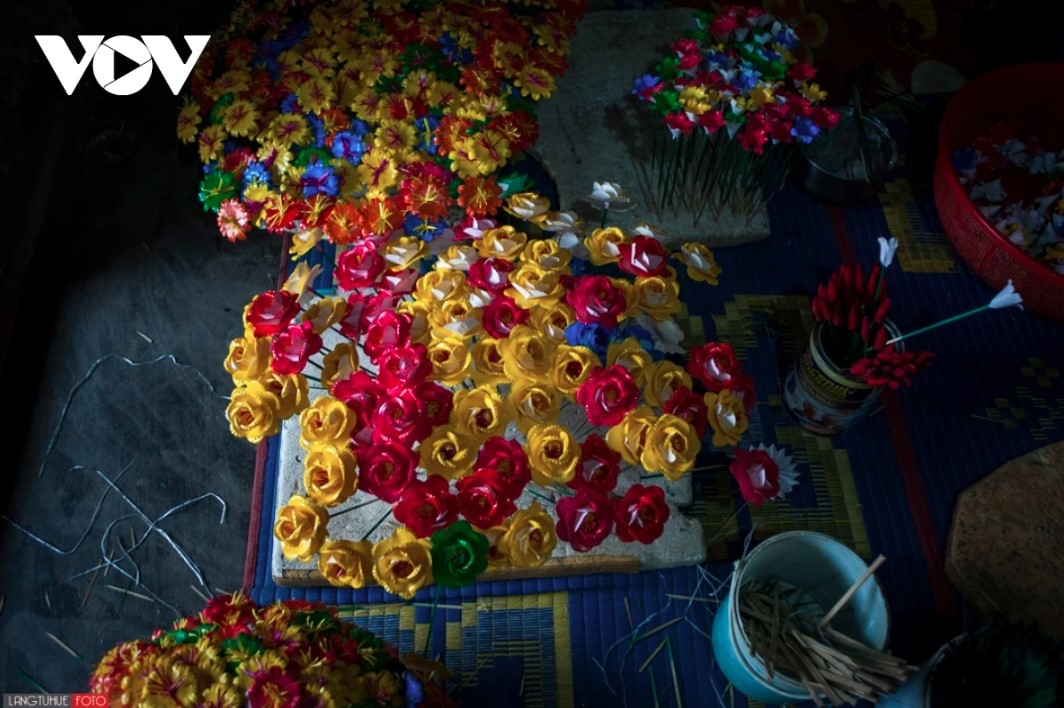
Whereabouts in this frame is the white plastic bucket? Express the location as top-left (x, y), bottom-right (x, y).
top-left (711, 531), bottom-right (890, 704)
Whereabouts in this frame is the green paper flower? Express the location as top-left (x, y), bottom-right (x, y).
top-left (429, 520), bottom-right (489, 588)
top-left (199, 170), bottom-right (238, 213)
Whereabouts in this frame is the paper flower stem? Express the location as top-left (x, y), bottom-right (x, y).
top-left (885, 304), bottom-right (989, 345)
top-left (360, 508), bottom-right (393, 541)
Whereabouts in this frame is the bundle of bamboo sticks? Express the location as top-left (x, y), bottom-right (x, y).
top-left (737, 556), bottom-right (916, 706)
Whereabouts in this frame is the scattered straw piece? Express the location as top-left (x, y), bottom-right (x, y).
top-left (189, 584), bottom-right (211, 604)
top-left (105, 584), bottom-right (155, 603)
top-left (16, 667), bottom-right (47, 693)
top-left (638, 638), bottom-right (668, 673)
top-left (46, 631), bottom-right (84, 661)
top-left (664, 594), bottom-right (719, 603)
top-left (136, 331), bottom-right (153, 344)
top-left (819, 554), bottom-right (886, 629)
top-left (666, 636), bottom-right (683, 708)
top-left (631, 616), bottom-right (682, 644)
top-left (44, 591), bottom-right (51, 609)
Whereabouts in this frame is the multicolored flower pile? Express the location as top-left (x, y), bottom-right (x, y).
top-left (88, 592), bottom-right (455, 707)
top-left (952, 121), bottom-right (1064, 275)
top-left (631, 4), bottom-right (839, 220)
top-left (810, 237), bottom-right (934, 389)
top-left (225, 184), bottom-right (763, 597)
top-left (178, 0), bottom-right (586, 243)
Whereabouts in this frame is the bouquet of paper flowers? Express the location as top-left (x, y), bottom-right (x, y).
top-left (178, 0), bottom-right (586, 243)
top-left (224, 183), bottom-right (763, 597)
top-left (631, 4), bottom-right (839, 226)
top-left (88, 592), bottom-right (455, 706)
top-left (952, 120), bottom-right (1064, 275)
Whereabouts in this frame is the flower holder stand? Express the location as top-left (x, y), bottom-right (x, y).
top-left (532, 7), bottom-right (771, 249)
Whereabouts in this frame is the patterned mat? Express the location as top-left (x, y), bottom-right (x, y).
top-left (245, 102), bottom-right (1064, 706)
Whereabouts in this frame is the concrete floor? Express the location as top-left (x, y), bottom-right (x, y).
top-left (1, 0), bottom-right (271, 693)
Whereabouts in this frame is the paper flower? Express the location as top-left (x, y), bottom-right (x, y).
top-left (89, 592), bottom-right (455, 706)
top-left (729, 443), bottom-right (799, 505)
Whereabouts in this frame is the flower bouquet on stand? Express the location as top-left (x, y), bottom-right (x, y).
top-left (179, 0), bottom-right (586, 244)
top-left (631, 4), bottom-right (839, 235)
top-left (783, 237), bottom-right (1024, 436)
top-left (225, 182), bottom-right (766, 597)
top-left (88, 592), bottom-right (456, 706)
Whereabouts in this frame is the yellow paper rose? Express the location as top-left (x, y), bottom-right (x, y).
top-left (259, 370), bottom-right (311, 419)
top-left (507, 379), bottom-right (561, 433)
top-left (550, 344), bottom-right (601, 397)
top-left (643, 360), bottom-right (693, 408)
top-left (526, 424), bottom-right (580, 485)
top-left (274, 495), bottom-right (329, 563)
top-left (301, 297), bottom-right (348, 335)
top-left (303, 443), bottom-right (358, 507)
top-left (478, 522), bottom-right (513, 569)
top-left (415, 268), bottom-right (467, 303)
top-left (530, 302), bottom-right (575, 342)
top-left (381, 235), bottom-right (428, 271)
top-left (506, 192), bottom-right (552, 224)
top-left (371, 527), bottom-right (433, 600)
top-left (499, 502), bottom-right (558, 568)
top-left (605, 405), bottom-right (656, 465)
top-left (520, 237), bottom-right (572, 271)
top-left (289, 227), bottom-right (324, 259)
top-left (634, 273), bottom-right (683, 321)
top-left (227, 380), bottom-right (282, 444)
top-left (426, 337), bottom-right (473, 386)
top-left (397, 299), bottom-right (432, 345)
top-left (429, 296), bottom-right (483, 340)
top-left (419, 427), bottom-right (478, 480)
top-left (317, 539), bottom-right (373, 589)
top-left (704, 389), bottom-right (749, 447)
top-left (299, 396), bottom-right (358, 449)
top-left (500, 325), bottom-right (557, 383)
top-left (224, 335), bottom-right (271, 383)
top-left (452, 386), bottom-right (509, 441)
top-left (639, 413), bottom-right (700, 481)
top-left (504, 262), bottom-right (567, 310)
top-left (470, 338), bottom-right (509, 386)
top-left (584, 226), bottom-right (629, 265)
top-left (436, 243), bottom-right (479, 271)
top-left (320, 342), bottom-right (360, 390)
top-left (475, 224), bottom-right (527, 260)
top-left (679, 242), bottom-right (723, 285)
top-left (606, 338), bottom-right (654, 389)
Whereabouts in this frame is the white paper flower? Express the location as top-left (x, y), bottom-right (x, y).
top-left (989, 279), bottom-right (1023, 310)
top-left (878, 236), bottom-right (899, 268)
top-left (751, 443), bottom-right (800, 499)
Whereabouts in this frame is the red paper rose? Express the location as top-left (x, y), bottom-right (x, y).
top-left (481, 295), bottom-right (530, 339)
top-left (617, 235), bottom-right (669, 277)
top-left (576, 364), bottom-right (641, 427)
top-left (415, 381), bottom-right (454, 428)
top-left (555, 487), bottom-right (615, 552)
top-left (246, 290), bottom-right (300, 337)
top-left (663, 386), bottom-right (709, 440)
top-left (370, 389), bottom-right (429, 447)
top-left (379, 267), bottom-right (420, 294)
top-left (729, 448), bottom-right (780, 506)
top-left (269, 321), bottom-right (323, 375)
top-left (466, 257), bottom-right (514, 293)
top-left (377, 344), bottom-right (432, 393)
top-left (355, 440), bottom-right (416, 503)
top-left (362, 310), bottom-right (412, 363)
top-left (337, 292), bottom-right (367, 340)
top-left (473, 436), bottom-right (530, 499)
top-left (393, 475), bottom-right (458, 538)
top-left (614, 484), bottom-right (670, 544)
top-left (454, 473), bottom-right (516, 529)
top-left (567, 433), bottom-right (622, 495)
top-left (565, 275), bottom-right (629, 329)
top-left (850, 346), bottom-right (934, 389)
top-left (687, 341), bottom-right (742, 392)
top-left (331, 371), bottom-right (384, 444)
top-left (335, 240), bottom-right (386, 290)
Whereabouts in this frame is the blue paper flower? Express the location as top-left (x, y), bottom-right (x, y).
top-left (565, 322), bottom-right (612, 359)
top-left (331, 130), bottom-right (366, 162)
top-left (301, 164), bottom-right (339, 198)
top-left (791, 116), bottom-right (821, 144)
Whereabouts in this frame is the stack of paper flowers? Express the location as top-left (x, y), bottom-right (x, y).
top-left (631, 4), bottom-right (838, 226)
top-left (178, 0), bottom-right (586, 243)
top-left (952, 120), bottom-right (1064, 275)
top-left (89, 592), bottom-right (455, 706)
top-left (224, 186), bottom-right (761, 597)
